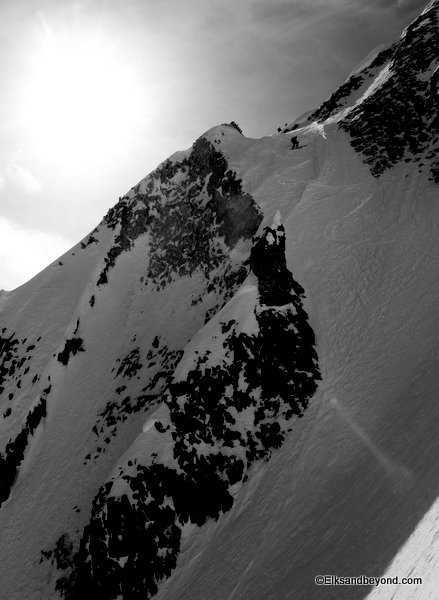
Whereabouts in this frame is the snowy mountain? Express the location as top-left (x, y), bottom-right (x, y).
top-left (2, 2), bottom-right (439, 598)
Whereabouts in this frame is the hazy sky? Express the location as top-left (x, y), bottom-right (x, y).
top-left (0, 0), bottom-right (430, 290)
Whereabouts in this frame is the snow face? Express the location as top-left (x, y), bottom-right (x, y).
top-left (366, 492), bottom-right (439, 599)
top-left (47, 221), bottom-right (320, 599)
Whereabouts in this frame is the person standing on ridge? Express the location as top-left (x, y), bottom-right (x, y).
top-left (291, 136), bottom-right (299, 149)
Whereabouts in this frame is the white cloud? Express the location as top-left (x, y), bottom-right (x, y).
top-left (5, 161), bottom-right (42, 194)
top-left (0, 216), bottom-right (72, 291)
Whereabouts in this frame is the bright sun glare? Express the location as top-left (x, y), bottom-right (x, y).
top-left (21, 19), bottom-right (144, 169)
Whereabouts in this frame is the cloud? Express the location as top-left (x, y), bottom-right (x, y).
top-left (5, 156), bottom-right (42, 194)
top-left (0, 216), bottom-right (71, 291)
top-left (0, 151), bottom-right (42, 195)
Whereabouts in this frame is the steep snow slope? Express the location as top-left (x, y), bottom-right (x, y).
top-left (0, 130), bottom-right (264, 598)
top-left (3, 1), bottom-right (439, 598)
top-left (154, 122), bottom-right (439, 600)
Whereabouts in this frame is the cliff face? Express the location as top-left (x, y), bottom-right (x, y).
top-left (0, 125), bottom-right (266, 598)
top-left (3, 3), bottom-right (439, 599)
top-left (310, 0), bottom-right (439, 180)
top-left (50, 218), bottom-right (320, 599)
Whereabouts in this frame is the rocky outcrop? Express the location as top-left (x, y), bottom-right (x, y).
top-left (97, 135), bottom-right (262, 290)
top-left (57, 338), bottom-right (85, 366)
top-left (0, 328), bottom-right (41, 412)
top-left (97, 201), bottom-right (150, 286)
top-left (0, 327), bottom-right (46, 506)
top-left (0, 384), bottom-right (50, 506)
top-left (249, 216), bottom-right (306, 306)
top-left (309, 43), bottom-right (397, 123)
top-left (144, 136), bottom-right (261, 288)
top-left (339, 3), bottom-right (439, 180)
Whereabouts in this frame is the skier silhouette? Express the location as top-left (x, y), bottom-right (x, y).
top-left (291, 136), bottom-right (299, 149)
